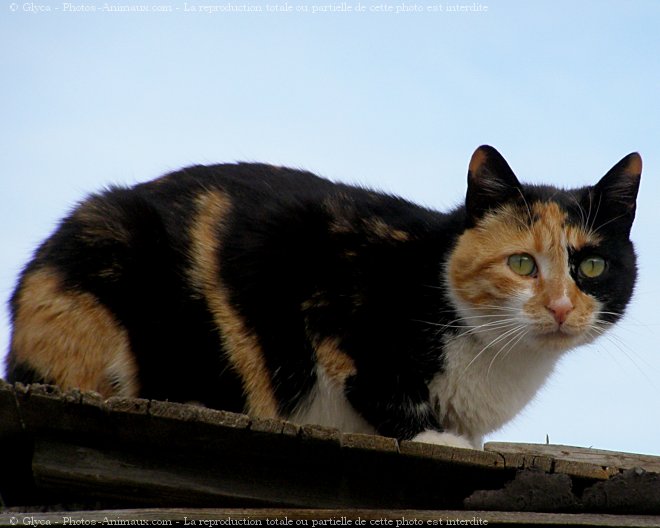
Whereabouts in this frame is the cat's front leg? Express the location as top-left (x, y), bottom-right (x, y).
top-left (344, 372), bottom-right (464, 445)
top-left (410, 430), bottom-right (476, 450)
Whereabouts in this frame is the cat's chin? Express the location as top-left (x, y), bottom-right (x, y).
top-left (533, 328), bottom-right (593, 352)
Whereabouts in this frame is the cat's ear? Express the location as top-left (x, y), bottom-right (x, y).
top-left (587, 152), bottom-right (642, 235)
top-left (465, 145), bottom-right (522, 228)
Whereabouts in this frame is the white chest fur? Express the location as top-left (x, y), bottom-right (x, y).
top-left (288, 334), bottom-right (563, 450)
top-left (288, 367), bottom-right (376, 435)
top-left (429, 333), bottom-right (563, 447)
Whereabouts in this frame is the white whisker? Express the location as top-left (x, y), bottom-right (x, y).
top-left (586, 323), bottom-right (659, 391)
top-left (487, 327), bottom-right (529, 380)
top-left (457, 324), bottom-right (526, 382)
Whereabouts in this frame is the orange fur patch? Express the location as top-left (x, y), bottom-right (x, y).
top-left (468, 147), bottom-right (488, 177)
top-left (189, 191), bottom-right (279, 419)
top-left (325, 197), bottom-right (410, 242)
top-left (365, 217), bottom-right (410, 242)
top-left (11, 267), bottom-right (137, 397)
top-left (449, 201), bottom-right (601, 338)
top-left (624, 153), bottom-right (642, 177)
top-left (315, 338), bottom-right (357, 384)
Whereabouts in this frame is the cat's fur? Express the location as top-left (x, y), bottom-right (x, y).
top-left (5, 146), bottom-right (642, 449)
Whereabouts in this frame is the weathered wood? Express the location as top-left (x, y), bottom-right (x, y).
top-left (18, 389), bottom-right (513, 511)
top-left (400, 439), bottom-right (505, 469)
top-left (31, 440), bottom-right (287, 507)
top-left (31, 435), bottom-right (477, 509)
top-left (15, 383), bottom-right (109, 439)
top-left (486, 442), bottom-right (660, 479)
top-left (148, 399), bottom-right (251, 429)
top-left (0, 380), bottom-right (32, 506)
top-left (104, 395), bottom-right (150, 415)
top-left (3, 382), bottom-right (660, 513)
top-left (341, 432), bottom-right (399, 452)
top-left (249, 416), bottom-right (287, 435)
top-left (300, 423), bottom-right (342, 444)
top-left (0, 379), bottom-right (22, 438)
top-left (282, 420), bottom-right (301, 436)
top-left (2, 508), bottom-right (660, 527)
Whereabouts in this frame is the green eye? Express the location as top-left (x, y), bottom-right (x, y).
top-left (507, 253), bottom-right (537, 277)
top-left (579, 256), bottom-right (606, 278)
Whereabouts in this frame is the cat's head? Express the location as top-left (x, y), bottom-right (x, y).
top-left (447, 145), bottom-right (641, 353)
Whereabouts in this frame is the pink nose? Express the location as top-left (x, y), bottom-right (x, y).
top-left (547, 296), bottom-right (574, 325)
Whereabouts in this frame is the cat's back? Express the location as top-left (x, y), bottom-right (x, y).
top-left (5, 164), bottom-right (337, 400)
top-left (139, 162), bottom-right (338, 210)
top-left (6, 162), bottom-right (452, 408)
top-left (24, 163), bottom-right (337, 266)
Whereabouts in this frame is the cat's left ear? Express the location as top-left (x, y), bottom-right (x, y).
top-left (589, 152), bottom-right (642, 235)
top-left (465, 145), bottom-right (523, 228)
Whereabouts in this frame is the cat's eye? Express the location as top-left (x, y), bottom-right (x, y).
top-left (507, 253), bottom-right (537, 277)
top-left (579, 256), bottom-right (606, 278)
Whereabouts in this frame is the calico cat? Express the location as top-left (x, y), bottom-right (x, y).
top-left (5, 146), bottom-right (641, 449)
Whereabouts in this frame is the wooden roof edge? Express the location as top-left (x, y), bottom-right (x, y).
top-left (486, 442), bottom-right (660, 478)
top-left (2, 379), bottom-right (659, 481)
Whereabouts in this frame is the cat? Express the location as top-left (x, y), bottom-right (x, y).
top-left (5, 145), bottom-right (641, 449)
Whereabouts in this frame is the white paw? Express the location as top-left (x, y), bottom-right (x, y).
top-left (411, 430), bottom-right (475, 450)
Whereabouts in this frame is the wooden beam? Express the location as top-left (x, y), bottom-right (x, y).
top-left (485, 443), bottom-right (660, 479)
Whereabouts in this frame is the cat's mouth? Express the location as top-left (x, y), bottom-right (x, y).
top-left (535, 323), bottom-right (589, 347)
top-left (553, 322), bottom-right (576, 334)
top-left (545, 327), bottom-right (577, 339)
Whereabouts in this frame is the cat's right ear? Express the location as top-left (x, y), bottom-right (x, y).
top-left (465, 145), bottom-right (522, 228)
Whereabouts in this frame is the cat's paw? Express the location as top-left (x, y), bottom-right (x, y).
top-left (410, 430), bottom-right (475, 450)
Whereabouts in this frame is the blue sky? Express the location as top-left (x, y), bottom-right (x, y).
top-left (1, 0), bottom-right (659, 454)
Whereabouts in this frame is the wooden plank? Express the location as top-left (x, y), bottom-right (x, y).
top-left (0, 379), bottom-right (22, 437)
top-left (30, 439), bottom-right (327, 508)
top-left (554, 459), bottom-right (619, 480)
top-left (486, 442), bottom-right (660, 478)
top-left (0, 380), bottom-right (33, 506)
top-left (104, 395), bottom-right (150, 414)
top-left (5, 381), bottom-right (660, 513)
top-left (300, 423), bottom-right (342, 444)
top-left (14, 383), bottom-right (109, 438)
top-left (26, 429), bottom-right (511, 510)
top-left (148, 399), bottom-right (251, 429)
top-left (341, 432), bottom-right (399, 452)
top-left (400, 439), bottom-right (505, 469)
top-left (249, 416), bottom-right (287, 435)
top-left (100, 397), bottom-right (257, 455)
top-left (282, 421), bottom-right (301, 437)
top-left (31, 434), bottom-right (461, 509)
top-left (2, 508), bottom-right (660, 527)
